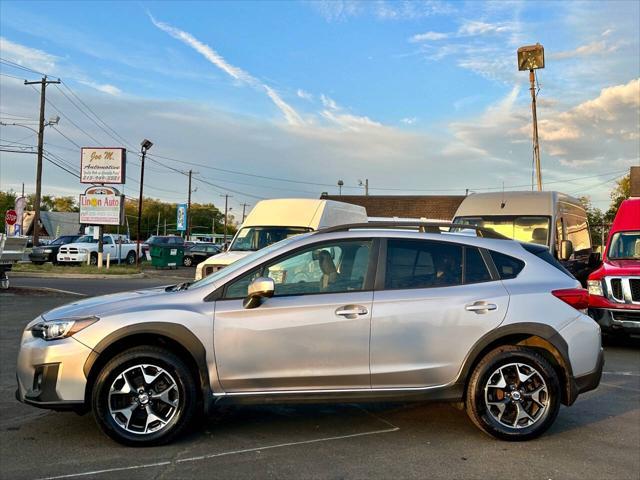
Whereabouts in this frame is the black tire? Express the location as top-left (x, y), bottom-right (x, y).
top-left (126, 251), bottom-right (137, 265)
top-left (92, 346), bottom-right (198, 446)
top-left (183, 256), bottom-right (193, 267)
top-left (89, 253), bottom-right (98, 266)
top-left (465, 345), bottom-right (561, 441)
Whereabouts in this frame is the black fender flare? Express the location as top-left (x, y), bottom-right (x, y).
top-left (83, 322), bottom-right (212, 411)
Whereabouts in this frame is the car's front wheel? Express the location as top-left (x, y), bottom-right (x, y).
top-left (92, 346), bottom-right (197, 446)
top-left (183, 256), bottom-right (193, 267)
top-left (466, 345), bottom-right (560, 441)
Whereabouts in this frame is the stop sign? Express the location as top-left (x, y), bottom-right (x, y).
top-left (5, 210), bottom-right (17, 226)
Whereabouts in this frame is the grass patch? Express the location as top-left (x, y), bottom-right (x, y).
top-left (12, 263), bottom-right (141, 275)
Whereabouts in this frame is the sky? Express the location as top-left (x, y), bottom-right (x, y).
top-left (0, 0), bottom-right (638, 215)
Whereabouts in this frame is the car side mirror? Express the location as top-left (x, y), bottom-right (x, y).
top-left (243, 277), bottom-right (275, 309)
top-left (559, 240), bottom-right (574, 261)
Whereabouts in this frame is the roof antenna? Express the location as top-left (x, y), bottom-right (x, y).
top-left (500, 181), bottom-right (506, 209)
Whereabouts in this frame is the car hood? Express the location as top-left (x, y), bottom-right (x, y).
top-left (58, 242), bottom-right (95, 250)
top-left (591, 259), bottom-right (640, 279)
top-left (42, 287), bottom-right (170, 320)
top-left (207, 250), bottom-right (251, 265)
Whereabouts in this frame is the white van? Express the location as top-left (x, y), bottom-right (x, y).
top-left (195, 198), bottom-right (367, 280)
top-left (452, 191), bottom-right (596, 284)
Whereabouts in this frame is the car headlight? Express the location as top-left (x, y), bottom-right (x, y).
top-left (30, 317), bottom-right (99, 341)
top-left (79, 248), bottom-right (88, 254)
top-left (43, 248), bottom-right (53, 253)
top-left (587, 279), bottom-right (603, 296)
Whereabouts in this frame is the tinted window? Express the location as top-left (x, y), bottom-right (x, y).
top-left (385, 240), bottom-right (462, 289)
top-left (223, 240), bottom-right (372, 298)
top-left (489, 251), bottom-right (525, 279)
top-left (464, 247), bottom-right (492, 284)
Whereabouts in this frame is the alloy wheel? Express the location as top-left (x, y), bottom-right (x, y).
top-left (108, 364), bottom-right (180, 435)
top-left (484, 362), bottom-right (549, 429)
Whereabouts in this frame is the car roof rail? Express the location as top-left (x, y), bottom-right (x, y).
top-left (316, 221), bottom-right (509, 240)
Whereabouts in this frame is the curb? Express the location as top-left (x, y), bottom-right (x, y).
top-left (9, 272), bottom-right (146, 279)
top-left (16, 286), bottom-right (87, 297)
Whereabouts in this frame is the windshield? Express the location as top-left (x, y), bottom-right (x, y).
top-left (74, 235), bottom-right (99, 244)
top-left (608, 231), bottom-right (640, 260)
top-left (190, 233), bottom-right (310, 289)
top-left (455, 216), bottom-right (550, 246)
top-left (51, 236), bottom-right (75, 245)
top-left (230, 226), bottom-right (311, 252)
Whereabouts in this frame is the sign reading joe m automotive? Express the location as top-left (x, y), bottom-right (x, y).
top-left (79, 186), bottom-right (125, 225)
top-left (80, 147), bottom-right (126, 184)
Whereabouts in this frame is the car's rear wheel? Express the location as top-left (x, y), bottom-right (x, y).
top-left (466, 345), bottom-right (560, 441)
top-left (92, 346), bottom-right (197, 446)
top-left (183, 256), bottom-right (193, 267)
top-left (89, 253), bottom-right (98, 266)
top-left (126, 251), bottom-right (137, 265)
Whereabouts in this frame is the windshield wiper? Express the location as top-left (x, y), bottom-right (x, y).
top-left (166, 281), bottom-right (193, 292)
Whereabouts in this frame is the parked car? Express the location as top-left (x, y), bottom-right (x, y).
top-left (57, 234), bottom-right (137, 265)
top-left (453, 191), bottom-right (600, 285)
top-left (29, 235), bottom-right (81, 265)
top-left (587, 198), bottom-right (639, 335)
top-left (16, 222), bottom-right (602, 446)
top-left (142, 235), bottom-right (184, 260)
top-left (182, 243), bottom-right (221, 267)
top-left (195, 198), bottom-right (368, 280)
top-left (1, 234), bottom-right (28, 289)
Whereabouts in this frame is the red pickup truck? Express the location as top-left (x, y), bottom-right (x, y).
top-left (587, 198), bottom-right (640, 335)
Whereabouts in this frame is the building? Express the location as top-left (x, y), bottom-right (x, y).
top-left (319, 194), bottom-right (466, 221)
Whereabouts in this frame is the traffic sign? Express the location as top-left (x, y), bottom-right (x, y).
top-left (5, 210), bottom-right (17, 226)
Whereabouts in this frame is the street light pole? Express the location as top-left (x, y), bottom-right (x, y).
top-left (136, 139), bottom-right (153, 266)
top-left (220, 194), bottom-right (232, 244)
top-left (529, 69), bottom-right (542, 191)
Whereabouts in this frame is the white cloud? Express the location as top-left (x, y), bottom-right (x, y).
top-left (149, 14), bottom-right (304, 126)
top-left (296, 88), bottom-right (313, 100)
top-left (410, 31), bottom-right (449, 43)
top-left (320, 94), bottom-right (339, 110)
top-left (0, 37), bottom-right (58, 74)
top-left (310, 0), bottom-right (455, 22)
top-left (550, 40), bottom-right (618, 60)
top-left (401, 117), bottom-right (417, 125)
top-left (78, 80), bottom-right (122, 96)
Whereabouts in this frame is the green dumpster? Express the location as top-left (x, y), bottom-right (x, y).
top-left (150, 244), bottom-right (184, 269)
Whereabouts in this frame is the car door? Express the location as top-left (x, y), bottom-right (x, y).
top-left (370, 238), bottom-right (509, 388)
top-left (214, 238), bottom-right (377, 392)
top-left (103, 236), bottom-right (116, 258)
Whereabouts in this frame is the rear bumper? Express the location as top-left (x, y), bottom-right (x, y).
top-left (567, 347), bottom-right (604, 404)
top-left (589, 307), bottom-right (640, 333)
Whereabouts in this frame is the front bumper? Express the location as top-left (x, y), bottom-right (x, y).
top-left (16, 331), bottom-right (92, 410)
top-left (28, 252), bottom-right (52, 263)
top-left (57, 252), bottom-right (88, 263)
top-left (589, 307), bottom-right (640, 333)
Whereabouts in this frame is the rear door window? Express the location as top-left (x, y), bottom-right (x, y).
top-left (489, 251), bottom-right (525, 280)
top-left (464, 247), bottom-right (492, 284)
top-left (385, 239), bottom-right (462, 289)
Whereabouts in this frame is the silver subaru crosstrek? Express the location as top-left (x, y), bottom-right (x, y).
top-left (16, 223), bottom-right (603, 445)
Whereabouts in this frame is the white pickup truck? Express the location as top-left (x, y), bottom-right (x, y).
top-left (57, 234), bottom-right (138, 265)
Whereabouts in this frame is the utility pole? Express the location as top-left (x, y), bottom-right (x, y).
top-left (220, 194), bottom-right (232, 244)
top-left (240, 203), bottom-right (250, 223)
top-left (359, 179), bottom-right (369, 196)
top-left (136, 139), bottom-right (153, 266)
top-left (186, 170), bottom-right (198, 239)
top-left (24, 76), bottom-right (60, 246)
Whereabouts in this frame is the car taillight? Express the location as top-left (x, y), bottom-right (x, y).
top-left (552, 288), bottom-right (589, 310)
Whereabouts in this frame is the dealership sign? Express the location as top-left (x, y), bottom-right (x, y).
top-left (79, 186), bottom-right (124, 225)
top-left (80, 147), bottom-right (126, 184)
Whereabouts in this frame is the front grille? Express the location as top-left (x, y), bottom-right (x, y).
top-left (611, 310), bottom-right (640, 322)
top-left (631, 279), bottom-right (640, 302)
top-left (610, 279), bottom-right (623, 301)
top-left (59, 247), bottom-right (79, 254)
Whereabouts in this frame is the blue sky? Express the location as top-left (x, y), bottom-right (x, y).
top-left (1, 0), bottom-right (638, 213)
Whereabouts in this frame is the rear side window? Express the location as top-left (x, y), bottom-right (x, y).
top-left (520, 243), bottom-right (574, 278)
top-left (489, 251), bottom-right (525, 280)
top-left (464, 247), bottom-right (492, 284)
top-left (386, 239), bottom-right (462, 289)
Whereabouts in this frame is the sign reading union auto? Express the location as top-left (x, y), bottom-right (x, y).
top-left (79, 186), bottom-right (125, 225)
top-left (80, 147), bottom-right (126, 184)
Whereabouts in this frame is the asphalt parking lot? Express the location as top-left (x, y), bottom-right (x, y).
top-left (1, 287), bottom-right (638, 480)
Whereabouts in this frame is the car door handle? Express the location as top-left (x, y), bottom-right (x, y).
top-left (465, 302), bottom-right (497, 313)
top-left (335, 305), bottom-right (369, 317)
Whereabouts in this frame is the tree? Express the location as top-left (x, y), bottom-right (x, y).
top-left (605, 175), bottom-right (630, 223)
top-left (580, 196), bottom-right (605, 247)
top-left (52, 196), bottom-right (78, 212)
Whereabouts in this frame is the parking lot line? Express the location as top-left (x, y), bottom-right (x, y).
top-left (38, 425), bottom-right (400, 480)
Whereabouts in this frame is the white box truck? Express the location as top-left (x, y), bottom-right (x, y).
top-left (195, 198), bottom-right (367, 280)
